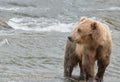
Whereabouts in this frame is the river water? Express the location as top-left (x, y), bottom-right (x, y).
top-left (0, 0), bottom-right (119, 82)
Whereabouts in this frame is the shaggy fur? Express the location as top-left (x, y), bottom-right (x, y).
top-left (64, 17), bottom-right (112, 82)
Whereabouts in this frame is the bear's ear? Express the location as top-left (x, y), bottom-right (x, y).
top-left (80, 17), bottom-right (87, 22)
top-left (91, 22), bottom-right (97, 30)
top-left (91, 22), bottom-right (100, 40)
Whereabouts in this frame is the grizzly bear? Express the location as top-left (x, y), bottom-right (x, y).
top-left (64, 17), bottom-right (112, 82)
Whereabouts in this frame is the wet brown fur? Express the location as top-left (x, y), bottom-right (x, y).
top-left (64, 17), bottom-right (112, 82)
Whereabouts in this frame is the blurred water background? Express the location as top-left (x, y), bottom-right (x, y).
top-left (0, 0), bottom-right (119, 82)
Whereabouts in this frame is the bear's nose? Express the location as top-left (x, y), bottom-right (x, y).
top-left (68, 36), bottom-right (73, 42)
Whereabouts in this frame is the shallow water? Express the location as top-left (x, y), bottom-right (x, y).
top-left (0, 0), bottom-right (119, 82)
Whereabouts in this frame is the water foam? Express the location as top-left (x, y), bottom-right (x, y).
top-left (0, 39), bottom-right (9, 46)
top-left (109, 7), bottom-right (120, 10)
top-left (98, 7), bottom-right (120, 11)
top-left (79, 6), bottom-right (120, 11)
top-left (0, 6), bottom-right (19, 11)
top-left (7, 18), bottom-right (75, 32)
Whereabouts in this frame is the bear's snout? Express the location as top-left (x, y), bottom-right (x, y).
top-left (68, 36), bottom-right (74, 42)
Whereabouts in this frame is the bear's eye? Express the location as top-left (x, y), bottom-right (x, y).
top-left (77, 29), bottom-right (81, 33)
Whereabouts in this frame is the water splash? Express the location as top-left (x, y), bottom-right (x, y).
top-left (7, 17), bottom-right (75, 32)
top-left (0, 39), bottom-right (9, 46)
top-left (0, 6), bottom-right (19, 11)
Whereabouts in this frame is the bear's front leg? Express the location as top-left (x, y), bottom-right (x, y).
top-left (95, 47), bottom-right (110, 82)
top-left (82, 51), bottom-right (96, 82)
top-left (64, 59), bottom-right (74, 77)
top-left (79, 61), bottom-right (85, 80)
top-left (64, 54), bottom-right (79, 77)
top-left (86, 63), bottom-right (95, 82)
top-left (82, 62), bottom-right (95, 82)
top-left (95, 57), bottom-right (110, 82)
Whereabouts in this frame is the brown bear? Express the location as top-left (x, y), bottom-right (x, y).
top-left (64, 17), bottom-right (112, 82)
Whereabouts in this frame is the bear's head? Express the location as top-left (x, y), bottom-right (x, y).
top-left (68, 17), bottom-right (100, 44)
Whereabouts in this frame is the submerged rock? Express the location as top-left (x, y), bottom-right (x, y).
top-left (0, 19), bottom-right (13, 30)
top-left (104, 17), bottom-right (120, 31)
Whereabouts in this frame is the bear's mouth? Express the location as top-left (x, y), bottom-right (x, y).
top-left (68, 36), bottom-right (81, 44)
top-left (67, 36), bottom-right (82, 44)
top-left (75, 40), bottom-right (81, 44)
